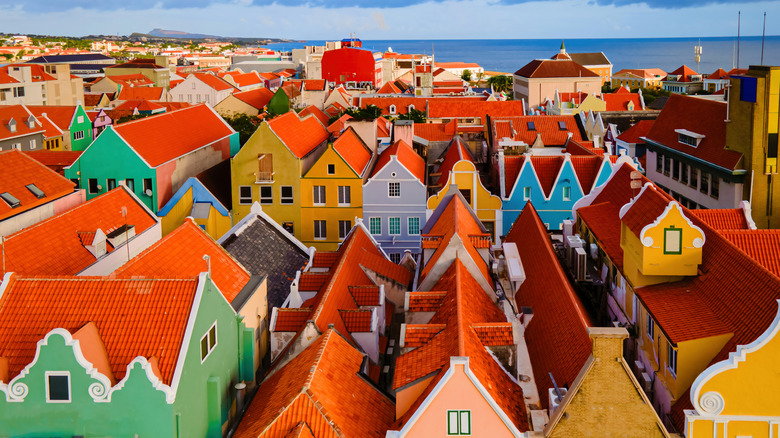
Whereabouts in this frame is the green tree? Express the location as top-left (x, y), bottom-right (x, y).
top-left (461, 69), bottom-right (472, 82)
top-left (14, 50), bottom-right (25, 60)
top-left (487, 75), bottom-right (512, 93)
top-left (221, 113), bottom-right (262, 144)
top-left (397, 108), bottom-right (426, 123)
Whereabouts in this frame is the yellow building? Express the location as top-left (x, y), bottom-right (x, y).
top-left (725, 65), bottom-right (780, 228)
top-left (611, 68), bottom-right (667, 90)
top-left (300, 127), bottom-right (374, 250)
top-left (427, 137), bottom-right (502, 243)
top-left (685, 301), bottom-right (780, 438)
top-left (214, 88), bottom-right (274, 118)
top-left (230, 110), bottom-right (329, 241)
top-left (157, 173), bottom-right (233, 240)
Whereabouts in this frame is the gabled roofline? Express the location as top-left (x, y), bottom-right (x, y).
top-left (156, 176), bottom-right (230, 217)
top-left (217, 202), bottom-right (310, 255)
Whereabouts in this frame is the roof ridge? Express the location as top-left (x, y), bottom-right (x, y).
top-left (455, 259), bottom-right (466, 356)
top-left (308, 231), bottom-right (362, 326)
top-left (304, 329), bottom-right (334, 389)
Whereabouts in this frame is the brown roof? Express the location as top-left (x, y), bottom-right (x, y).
top-left (514, 59), bottom-right (600, 78)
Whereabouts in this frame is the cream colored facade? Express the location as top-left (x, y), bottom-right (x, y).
top-left (514, 75), bottom-right (602, 109)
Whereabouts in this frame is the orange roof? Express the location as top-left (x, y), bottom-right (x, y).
top-left (117, 86), bottom-right (165, 101)
top-left (331, 127), bottom-right (372, 176)
top-left (226, 71), bottom-right (263, 88)
top-left (0, 187), bottom-right (157, 276)
top-left (376, 81), bottom-right (402, 94)
top-left (113, 99), bottom-right (165, 113)
top-left (372, 139), bottom-right (425, 184)
top-left (233, 87), bottom-right (274, 110)
top-left (233, 329), bottom-right (395, 438)
top-left (106, 74), bottom-right (155, 87)
top-left (617, 120), bottom-right (654, 144)
top-left (23, 150), bottom-right (81, 174)
top-left (376, 116), bottom-right (391, 137)
top-left (358, 96), bottom-right (487, 116)
top-left (298, 272), bottom-right (331, 292)
top-left (267, 111), bottom-right (330, 159)
top-left (688, 208), bottom-right (751, 230)
top-left (412, 120), bottom-right (457, 142)
top-left (113, 219), bottom-right (249, 303)
top-left (434, 137), bottom-right (473, 186)
top-left (0, 150), bottom-right (75, 220)
top-left (570, 155), bottom-right (606, 194)
top-left (327, 113), bottom-right (352, 137)
top-left (407, 291), bottom-right (447, 312)
top-left (189, 72), bottom-right (236, 91)
top-left (664, 65), bottom-right (699, 82)
top-left (113, 104), bottom-right (234, 167)
top-left (427, 100), bottom-right (526, 123)
top-left (301, 79), bottom-right (326, 91)
top-left (311, 251), bottom-right (340, 269)
top-left (0, 275), bottom-right (198, 385)
top-left (0, 105), bottom-right (44, 141)
top-left (602, 89), bottom-right (643, 111)
top-left (720, 229), bottom-right (780, 277)
top-left (0, 71), bottom-right (19, 84)
top-left (492, 115), bottom-right (584, 147)
top-left (273, 308), bottom-right (311, 332)
top-left (505, 203), bottom-right (591, 408)
top-left (298, 105), bottom-right (329, 127)
top-left (530, 155), bottom-right (564, 197)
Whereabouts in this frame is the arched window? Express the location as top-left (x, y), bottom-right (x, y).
top-left (389, 104), bottom-right (396, 115)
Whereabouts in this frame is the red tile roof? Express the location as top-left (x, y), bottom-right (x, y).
top-left (232, 87), bottom-right (274, 110)
top-left (403, 324), bottom-right (446, 348)
top-left (377, 81), bottom-right (403, 94)
top-left (602, 89), bottom-right (643, 111)
top-left (0, 105), bottom-right (45, 141)
top-left (530, 155), bottom-right (564, 197)
top-left (434, 137), bottom-right (473, 186)
top-left (505, 202), bottom-right (591, 407)
top-left (503, 155), bottom-right (524, 195)
top-left (233, 329), bottom-right (395, 438)
top-left (117, 86), bottom-right (165, 101)
top-left (358, 96), bottom-right (487, 116)
top-left (274, 309), bottom-right (312, 332)
top-left (298, 272), bottom-right (331, 292)
top-left (113, 219), bottom-right (249, 303)
top-left (25, 105), bottom-right (82, 133)
top-left (190, 72), bottom-right (237, 91)
top-left (225, 71), bottom-right (263, 88)
top-left (472, 323), bottom-right (514, 346)
top-left (298, 105), bottom-right (329, 127)
top-left (113, 104), bottom-right (234, 167)
top-left (349, 285), bottom-right (381, 306)
top-left (514, 59), bottom-right (600, 78)
top-left (413, 120), bottom-right (457, 142)
top-left (339, 309), bottom-right (373, 332)
top-left (407, 291), bottom-right (447, 312)
top-left (426, 100), bottom-right (526, 123)
top-left (664, 65), bottom-right (699, 82)
top-left (24, 150), bottom-right (81, 175)
top-left (0, 150), bottom-right (75, 220)
top-left (0, 275), bottom-right (198, 385)
top-left (311, 251), bottom-right (339, 269)
top-left (372, 139), bottom-right (425, 184)
top-left (108, 73), bottom-right (155, 86)
top-left (0, 64), bottom-right (55, 82)
top-left (0, 187), bottom-right (157, 276)
top-left (492, 115), bottom-right (584, 147)
top-left (327, 114), bottom-right (352, 137)
top-left (332, 127), bottom-right (372, 176)
top-left (688, 208), bottom-right (750, 231)
top-left (617, 120), bottom-right (654, 144)
top-left (303, 79), bottom-right (326, 91)
top-left (619, 183), bottom-right (674, 238)
top-left (267, 111), bottom-right (330, 159)
top-left (720, 229), bottom-right (780, 278)
top-left (570, 155), bottom-right (606, 194)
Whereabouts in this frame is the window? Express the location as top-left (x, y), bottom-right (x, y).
top-left (14, 87), bottom-right (24, 98)
top-left (664, 226), bottom-right (682, 254)
top-left (72, 130), bottom-right (85, 141)
top-left (313, 186), bottom-right (326, 205)
top-left (188, 94), bottom-right (192, 103)
top-left (710, 176), bottom-right (719, 199)
top-left (678, 133), bottom-right (698, 147)
top-left (192, 82), bottom-right (197, 89)
top-left (459, 188), bottom-right (471, 205)
top-left (672, 161), bottom-right (680, 180)
top-left (239, 186), bottom-right (252, 204)
top-left (0, 192), bottom-right (21, 208)
top-left (681, 163), bottom-right (689, 184)
top-left (281, 186), bottom-right (294, 204)
top-left (338, 186), bottom-right (351, 205)
top-left (88, 178), bottom-right (99, 194)
top-left (700, 172), bottom-right (710, 194)
top-left (205, 95), bottom-right (210, 103)
top-left (369, 217), bottom-right (381, 235)
top-left (314, 220), bottom-right (327, 239)
top-left (107, 178), bottom-right (117, 190)
top-left (562, 186), bottom-right (571, 201)
top-left (667, 343), bottom-right (677, 376)
top-left (408, 217), bottom-right (420, 235)
top-left (389, 217), bottom-right (401, 235)
top-left (523, 186), bottom-right (531, 200)
top-left (25, 184), bottom-right (45, 199)
top-left (125, 178), bottom-right (135, 192)
top-left (70, 178), bottom-right (80, 189)
top-left (557, 120), bottom-right (567, 130)
top-left (389, 104), bottom-right (397, 115)
top-left (196, 95), bottom-right (201, 103)
top-left (689, 167), bottom-right (698, 188)
top-left (388, 182), bottom-right (400, 198)
top-left (143, 178), bottom-right (153, 195)
top-left (282, 222), bottom-right (294, 234)
top-left (447, 410), bottom-right (471, 435)
top-left (257, 153), bottom-right (274, 182)
top-left (389, 253), bottom-right (401, 263)
top-left (527, 121), bottom-right (535, 131)
top-left (29, 139), bottom-right (36, 149)
top-left (327, 164), bottom-right (335, 175)
top-left (77, 115), bottom-right (84, 124)
top-left (647, 314), bottom-right (655, 341)
top-left (663, 156), bottom-right (671, 177)
top-left (656, 153), bottom-right (663, 173)
top-left (260, 186), bottom-right (273, 204)
top-left (339, 220), bottom-right (351, 239)
top-left (200, 323), bottom-right (217, 362)
top-left (46, 372), bottom-right (70, 403)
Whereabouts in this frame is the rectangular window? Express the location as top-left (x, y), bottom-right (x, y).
top-left (408, 217), bottom-right (420, 235)
top-left (239, 186), bottom-right (252, 204)
top-left (14, 87), bottom-right (24, 98)
top-left (689, 167), bottom-right (698, 189)
top-left (125, 179), bottom-right (135, 192)
top-left (77, 115), bottom-right (84, 124)
top-left (257, 153), bottom-right (273, 182)
top-left (260, 186), bottom-right (273, 204)
top-left (562, 186), bottom-right (571, 201)
top-left (647, 314), bottom-right (655, 341)
top-left (327, 163), bottom-right (335, 174)
top-left (672, 161), bottom-right (680, 180)
top-left (88, 178), bottom-right (99, 194)
top-left (205, 95), bottom-right (210, 103)
top-left (663, 156), bottom-right (671, 177)
top-left (313, 186), bottom-right (326, 205)
top-left (369, 217), bottom-right (381, 235)
top-left (523, 186), bottom-right (531, 201)
top-left (143, 178), bottom-right (153, 195)
top-left (678, 133), bottom-right (698, 147)
top-left (338, 220), bottom-right (351, 239)
top-left (107, 178), bottom-right (116, 190)
top-left (200, 323), bottom-right (217, 362)
top-left (30, 139), bottom-right (36, 149)
top-left (710, 176), bottom-right (719, 199)
top-left (388, 182), bottom-right (400, 198)
top-left (0, 192), bottom-right (21, 208)
top-left (664, 226), bottom-right (682, 254)
top-left (314, 220), bottom-right (326, 239)
top-left (667, 343), bottom-right (677, 376)
top-left (527, 121), bottom-right (535, 131)
top-left (46, 372), bottom-right (71, 403)
top-left (447, 410), bottom-right (471, 435)
top-left (338, 186), bottom-right (351, 205)
top-left (74, 130), bottom-right (85, 140)
top-left (700, 172), bottom-right (710, 195)
top-left (389, 217), bottom-right (401, 235)
top-left (281, 186), bottom-right (294, 204)
top-left (459, 188), bottom-right (471, 205)
top-left (389, 253), bottom-right (401, 263)
top-left (656, 153), bottom-right (663, 174)
top-left (680, 163), bottom-right (689, 184)
top-left (557, 120), bottom-right (567, 131)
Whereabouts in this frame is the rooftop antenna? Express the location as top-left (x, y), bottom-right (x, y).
top-left (549, 373), bottom-right (564, 406)
top-left (761, 12), bottom-right (767, 65)
top-left (121, 206), bottom-right (130, 262)
top-left (203, 254), bottom-right (211, 277)
top-left (737, 11), bottom-right (741, 70)
top-left (694, 40), bottom-right (702, 74)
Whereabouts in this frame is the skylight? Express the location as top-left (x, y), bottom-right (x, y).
top-left (0, 192), bottom-right (21, 208)
top-left (558, 121), bottom-right (567, 130)
top-left (527, 121), bottom-right (535, 131)
top-left (25, 184), bottom-right (45, 199)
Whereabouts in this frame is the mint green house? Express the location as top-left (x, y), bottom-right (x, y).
top-left (0, 272), bottom-right (255, 438)
top-left (64, 104), bottom-right (238, 214)
top-left (27, 104), bottom-right (94, 151)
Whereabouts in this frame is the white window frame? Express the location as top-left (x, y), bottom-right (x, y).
top-left (259, 186), bottom-right (273, 204)
top-left (314, 220), bottom-right (327, 240)
top-left (667, 342), bottom-right (677, 377)
top-left (523, 186), bottom-right (531, 201)
top-left (408, 217), bottom-right (420, 235)
top-left (45, 371), bottom-right (71, 403)
top-left (74, 130), bottom-right (85, 140)
top-left (563, 186), bottom-right (571, 201)
top-left (388, 181), bottom-right (400, 198)
top-left (388, 217), bottom-right (401, 235)
top-left (313, 185), bottom-right (326, 206)
top-left (200, 322), bottom-right (218, 363)
top-left (238, 185), bottom-right (252, 205)
top-left (280, 186), bottom-right (294, 204)
top-left (338, 185), bottom-right (351, 206)
top-left (647, 313), bottom-right (655, 342)
top-left (77, 115), bottom-right (84, 124)
top-left (447, 410), bottom-right (471, 435)
top-left (29, 139), bottom-right (36, 149)
top-left (338, 220), bottom-right (351, 240)
top-left (369, 217), bottom-right (381, 235)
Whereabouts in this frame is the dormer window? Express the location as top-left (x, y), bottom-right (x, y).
top-left (663, 226), bottom-right (682, 255)
top-left (25, 184), bottom-right (45, 199)
top-left (408, 104), bottom-right (415, 112)
top-left (0, 192), bottom-right (21, 208)
top-left (389, 104), bottom-right (396, 115)
top-left (7, 118), bottom-right (16, 133)
top-left (675, 129), bottom-right (705, 147)
top-left (558, 121), bottom-right (567, 131)
top-left (26, 115), bottom-right (36, 129)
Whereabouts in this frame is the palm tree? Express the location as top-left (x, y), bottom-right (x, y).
top-left (487, 75), bottom-right (512, 93)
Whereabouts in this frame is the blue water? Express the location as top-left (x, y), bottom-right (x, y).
top-left (264, 36), bottom-right (780, 74)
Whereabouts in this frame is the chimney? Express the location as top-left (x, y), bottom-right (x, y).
top-left (392, 119), bottom-right (414, 146)
top-left (81, 228), bottom-right (108, 258)
top-left (587, 327), bottom-right (628, 360)
top-left (344, 118), bottom-right (378, 153)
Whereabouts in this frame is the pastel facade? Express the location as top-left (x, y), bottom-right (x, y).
top-left (612, 68), bottom-right (667, 90)
top-left (170, 72), bottom-right (236, 107)
top-left (214, 87), bottom-right (274, 118)
top-left (0, 105), bottom-right (45, 152)
top-left (0, 64), bottom-right (84, 106)
top-left (513, 46), bottom-right (602, 108)
top-left (158, 176), bottom-right (232, 240)
top-left (27, 104), bottom-right (94, 151)
top-left (105, 60), bottom-right (171, 88)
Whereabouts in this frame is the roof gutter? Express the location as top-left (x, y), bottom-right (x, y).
top-left (641, 137), bottom-right (747, 181)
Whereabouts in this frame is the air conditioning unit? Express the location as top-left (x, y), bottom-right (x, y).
top-left (590, 243), bottom-right (599, 260)
top-left (640, 372), bottom-right (653, 393)
top-left (565, 235), bottom-right (584, 267)
top-left (634, 360), bottom-right (645, 373)
top-left (574, 247), bottom-right (588, 281)
top-left (562, 220), bottom-right (574, 240)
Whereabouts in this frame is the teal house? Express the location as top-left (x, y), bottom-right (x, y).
top-left (28, 104), bottom-right (95, 151)
top-left (0, 272), bottom-right (255, 438)
top-left (64, 104), bottom-right (238, 214)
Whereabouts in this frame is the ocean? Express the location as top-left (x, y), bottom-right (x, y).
top-left (263, 36), bottom-right (780, 75)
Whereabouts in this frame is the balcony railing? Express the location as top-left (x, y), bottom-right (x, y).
top-left (255, 171), bottom-right (274, 183)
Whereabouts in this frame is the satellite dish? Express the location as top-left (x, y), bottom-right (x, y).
top-left (145, 189), bottom-right (153, 196)
top-left (96, 185), bottom-right (103, 190)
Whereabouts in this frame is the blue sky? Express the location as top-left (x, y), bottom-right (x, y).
top-left (0, 0), bottom-right (777, 40)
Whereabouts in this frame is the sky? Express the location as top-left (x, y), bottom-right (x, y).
top-left (0, 0), bottom-right (778, 40)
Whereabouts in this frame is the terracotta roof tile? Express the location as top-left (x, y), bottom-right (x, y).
top-left (0, 105), bottom-right (45, 141)
top-left (619, 184), bottom-right (674, 238)
top-left (311, 251), bottom-right (339, 269)
top-left (570, 155), bottom-right (605, 194)
top-left (25, 105), bottom-right (78, 132)
top-left (0, 188), bottom-right (157, 276)
top-left (349, 285), bottom-right (381, 306)
top-left (0, 275), bottom-right (198, 385)
top-left (267, 111), bottom-right (329, 159)
top-left (332, 127), bottom-right (372, 176)
top-left (190, 72), bottom-right (237, 91)
top-left (117, 86), bottom-right (165, 101)
top-left (472, 323), bottom-right (514, 346)
top-left (503, 155), bottom-right (524, 195)
top-left (113, 104), bottom-right (235, 167)
top-left (689, 208), bottom-right (750, 230)
top-left (339, 309), bottom-right (373, 332)
top-left (233, 88), bottom-right (274, 109)
top-left (492, 115), bottom-right (584, 147)
top-left (298, 106), bottom-right (329, 127)
top-left (298, 272), bottom-right (331, 292)
top-left (402, 324), bottom-right (446, 348)
top-left (358, 96), bottom-right (487, 116)
top-left (413, 120), bottom-right (457, 143)
top-left (0, 150), bottom-right (76, 221)
top-left (617, 120), bottom-right (654, 144)
top-left (274, 309), bottom-right (312, 332)
top-left (720, 229), bottom-right (780, 278)
top-left (664, 65), bottom-right (699, 82)
top-left (514, 59), bottom-right (600, 78)
top-left (371, 139), bottom-right (425, 184)
top-left (407, 291), bottom-right (447, 312)
top-left (426, 100), bottom-right (526, 124)
top-left (327, 114), bottom-right (352, 137)
top-left (113, 219), bottom-right (250, 303)
top-left (602, 89), bottom-right (643, 111)
top-left (434, 137), bottom-right (472, 186)
top-left (234, 330), bottom-right (395, 438)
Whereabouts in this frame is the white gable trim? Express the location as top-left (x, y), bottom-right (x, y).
top-left (572, 155), bottom-right (635, 216)
top-left (169, 272), bottom-right (208, 401)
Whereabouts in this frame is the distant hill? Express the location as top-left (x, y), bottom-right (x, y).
top-left (148, 28), bottom-right (220, 40)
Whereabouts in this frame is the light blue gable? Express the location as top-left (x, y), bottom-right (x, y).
top-left (157, 177), bottom-right (230, 217)
top-left (363, 155), bottom-right (427, 258)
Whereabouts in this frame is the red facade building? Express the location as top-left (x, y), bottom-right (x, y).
top-left (321, 47), bottom-right (382, 87)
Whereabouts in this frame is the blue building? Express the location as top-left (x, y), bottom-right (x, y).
top-left (362, 139), bottom-right (427, 262)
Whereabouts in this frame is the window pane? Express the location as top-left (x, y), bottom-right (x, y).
top-left (48, 375), bottom-right (70, 401)
top-left (447, 411), bottom-right (460, 435)
top-left (389, 217), bottom-right (400, 235)
top-left (281, 186), bottom-right (294, 204)
top-left (459, 411), bottom-right (471, 435)
top-left (201, 336), bottom-right (209, 360)
top-left (664, 228), bottom-right (682, 254)
top-left (260, 186), bottom-right (273, 204)
top-left (369, 217), bottom-right (381, 235)
top-left (388, 182), bottom-right (400, 197)
top-left (408, 217), bottom-right (420, 235)
top-left (208, 325), bottom-right (216, 349)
